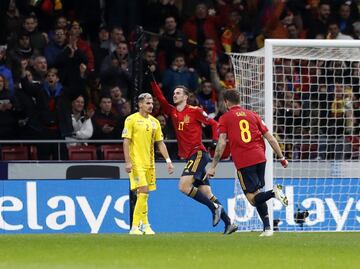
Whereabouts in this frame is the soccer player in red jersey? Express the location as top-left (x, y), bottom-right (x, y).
top-left (151, 80), bottom-right (238, 234)
top-left (206, 90), bottom-right (288, 237)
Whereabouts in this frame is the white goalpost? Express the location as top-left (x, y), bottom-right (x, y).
top-left (229, 39), bottom-right (360, 232)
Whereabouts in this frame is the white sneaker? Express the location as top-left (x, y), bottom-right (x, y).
top-left (273, 184), bottom-right (288, 207)
top-left (259, 229), bottom-right (274, 237)
top-left (129, 226), bottom-right (143, 235)
top-left (142, 224), bottom-right (155, 235)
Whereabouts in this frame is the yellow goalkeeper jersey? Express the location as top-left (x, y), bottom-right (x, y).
top-left (122, 112), bottom-right (163, 169)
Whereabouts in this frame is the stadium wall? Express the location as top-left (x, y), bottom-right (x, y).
top-left (0, 162), bottom-right (359, 233)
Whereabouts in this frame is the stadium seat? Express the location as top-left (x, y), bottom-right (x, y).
top-left (1, 145), bottom-right (29, 160)
top-left (101, 144), bottom-right (124, 160)
top-left (68, 145), bottom-right (97, 160)
top-left (29, 145), bottom-right (38, 160)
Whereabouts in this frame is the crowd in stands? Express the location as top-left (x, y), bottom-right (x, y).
top-left (0, 0), bottom-right (359, 160)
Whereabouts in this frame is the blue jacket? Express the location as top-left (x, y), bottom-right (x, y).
top-left (0, 65), bottom-right (14, 96)
top-left (162, 67), bottom-right (199, 102)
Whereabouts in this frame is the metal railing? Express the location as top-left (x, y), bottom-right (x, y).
top-left (0, 139), bottom-right (214, 161)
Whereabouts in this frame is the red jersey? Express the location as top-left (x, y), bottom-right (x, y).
top-left (151, 82), bottom-right (218, 159)
top-left (218, 105), bottom-right (269, 169)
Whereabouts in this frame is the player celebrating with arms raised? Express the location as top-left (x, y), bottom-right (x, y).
top-left (151, 81), bottom-right (237, 234)
top-left (123, 93), bottom-right (174, 235)
top-left (206, 90), bottom-right (288, 237)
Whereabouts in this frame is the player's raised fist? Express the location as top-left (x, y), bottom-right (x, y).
top-left (280, 157), bottom-right (288, 168)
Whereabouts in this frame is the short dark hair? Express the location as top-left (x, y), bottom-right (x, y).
top-left (100, 95), bottom-right (112, 102)
top-left (223, 89), bottom-right (240, 104)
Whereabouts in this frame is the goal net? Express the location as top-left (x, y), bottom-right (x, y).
top-left (229, 40), bottom-right (360, 231)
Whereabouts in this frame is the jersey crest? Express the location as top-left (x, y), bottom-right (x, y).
top-left (183, 114), bottom-right (190, 123)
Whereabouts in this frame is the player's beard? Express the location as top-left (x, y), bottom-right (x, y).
top-left (173, 98), bottom-right (184, 106)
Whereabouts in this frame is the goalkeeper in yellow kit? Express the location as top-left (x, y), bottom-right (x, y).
top-left (122, 93), bottom-right (174, 235)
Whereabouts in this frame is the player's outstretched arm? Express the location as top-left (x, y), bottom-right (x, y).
top-left (206, 133), bottom-right (227, 178)
top-left (156, 141), bottom-right (174, 174)
top-left (150, 81), bottom-right (174, 115)
top-left (263, 132), bottom-right (288, 168)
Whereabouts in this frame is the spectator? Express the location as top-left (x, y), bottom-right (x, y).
top-left (100, 41), bottom-right (129, 74)
top-left (68, 20), bottom-right (95, 72)
top-left (64, 94), bottom-right (94, 147)
top-left (231, 32), bottom-right (250, 53)
top-left (92, 95), bottom-right (120, 140)
top-left (197, 80), bottom-right (217, 118)
top-left (0, 0), bottom-right (21, 45)
top-left (6, 31), bottom-right (34, 84)
top-left (15, 63), bottom-right (43, 140)
top-left (143, 0), bottom-right (180, 33)
top-left (336, 2), bottom-right (357, 36)
top-left (108, 26), bottom-right (126, 54)
top-left (44, 27), bottom-right (68, 68)
top-left (306, 2), bottom-right (332, 38)
top-left (221, 9), bottom-right (246, 53)
top-left (119, 100), bottom-right (131, 118)
top-left (85, 73), bottom-right (102, 110)
top-left (30, 55), bottom-right (48, 82)
top-left (10, 14), bottom-right (48, 53)
top-left (194, 39), bottom-right (219, 80)
top-left (0, 74), bottom-right (16, 139)
top-left (287, 23), bottom-right (301, 39)
top-left (160, 15), bottom-right (190, 67)
top-left (100, 41), bottom-right (132, 95)
top-left (142, 47), bottom-right (162, 93)
top-left (353, 21), bottom-right (360, 39)
top-left (264, 2), bottom-right (295, 39)
top-left (0, 46), bottom-right (14, 96)
top-left (47, 15), bottom-right (68, 42)
top-left (182, 2), bottom-right (224, 51)
top-left (327, 21), bottom-right (354, 39)
top-left (145, 34), bottom-right (167, 72)
top-left (52, 36), bottom-right (87, 96)
top-left (110, 85), bottom-right (127, 117)
top-left (329, 84), bottom-right (353, 136)
top-left (91, 25), bottom-right (110, 75)
top-left (162, 53), bottom-right (199, 102)
top-left (20, 67), bottom-right (66, 160)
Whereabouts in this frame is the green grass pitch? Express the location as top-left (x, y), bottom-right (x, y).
top-left (0, 232), bottom-right (359, 269)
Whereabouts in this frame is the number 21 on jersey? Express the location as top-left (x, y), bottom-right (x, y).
top-left (239, 119), bottom-right (252, 143)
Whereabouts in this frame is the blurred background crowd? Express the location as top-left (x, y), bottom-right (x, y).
top-left (0, 0), bottom-right (359, 160)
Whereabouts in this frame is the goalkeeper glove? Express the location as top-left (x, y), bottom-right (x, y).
top-left (280, 156), bottom-right (288, 168)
